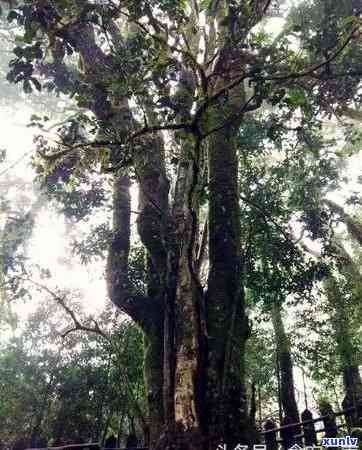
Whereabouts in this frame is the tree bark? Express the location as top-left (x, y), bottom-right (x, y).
top-left (324, 276), bottom-right (362, 403)
top-left (143, 317), bottom-right (165, 446)
top-left (271, 301), bottom-right (300, 424)
top-left (206, 116), bottom-right (253, 448)
top-left (106, 173), bottom-right (165, 443)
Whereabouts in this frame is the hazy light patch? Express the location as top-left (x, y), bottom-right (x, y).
top-left (28, 208), bottom-right (107, 314)
top-left (0, 102), bottom-right (108, 330)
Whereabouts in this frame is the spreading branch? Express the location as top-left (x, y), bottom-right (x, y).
top-left (17, 276), bottom-right (110, 339)
top-left (324, 199), bottom-right (362, 246)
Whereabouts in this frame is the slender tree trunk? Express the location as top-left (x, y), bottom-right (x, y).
top-left (250, 382), bottom-right (257, 428)
top-left (343, 367), bottom-right (362, 402)
top-left (117, 411), bottom-right (125, 447)
top-left (101, 416), bottom-right (111, 447)
top-left (271, 301), bottom-right (300, 423)
top-left (325, 277), bottom-right (362, 403)
top-left (107, 174), bottom-right (165, 444)
top-left (324, 200), bottom-right (362, 246)
top-left (258, 385), bottom-right (262, 429)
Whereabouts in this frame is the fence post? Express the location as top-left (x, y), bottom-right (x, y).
top-left (319, 402), bottom-right (338, 438)
top-left (358, 397), bottom-right (362, 427)
top-left (280, 416), bottom-right (296, 449)
top-left (12, 438), bottom-right (28, 450)
top-left (301, 409), bottom-right (317, 446)
top-left (104, 436), bottom-right (117, 449)
top-left (264, 419), bottom-right (278, 450)
top-left (126, 434), bottom-right (138, 450)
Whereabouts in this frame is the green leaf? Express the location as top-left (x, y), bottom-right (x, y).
top-left (7, 10), bottom-right (20, 22)
top-left (285, 88), bottom-right (307, 107)
top-left (200, 0), bottom-right (213, 14)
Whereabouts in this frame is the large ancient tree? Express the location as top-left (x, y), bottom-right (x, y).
top-left (4, 0), bottom-right (362, 448)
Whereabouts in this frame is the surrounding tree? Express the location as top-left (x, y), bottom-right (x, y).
top-left (0, 296), bottom-right (145, 447)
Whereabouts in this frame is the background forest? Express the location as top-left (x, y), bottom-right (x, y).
top-left (0, 1), bottom-right (361, 450)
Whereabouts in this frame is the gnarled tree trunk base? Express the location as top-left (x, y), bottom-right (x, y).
top-left (153, 421), bottom-right (258, 450)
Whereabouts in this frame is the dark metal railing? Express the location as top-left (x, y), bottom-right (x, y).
top-left (262, 404), bottom-right (361, 450)
top-left (27, 444), bottom-right (148, 450)
top-left (25, 403), bottom-right (362, 450)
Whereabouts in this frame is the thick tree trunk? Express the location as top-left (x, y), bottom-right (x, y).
top-left (271, 301), bottom-right (300, 423)
top-left (134, 131), bottom-right (176, 436)
top-left (206, 117), bottom-right (253, 449)
top-left (144, 318), bottom-right (165, 446)
top-left (171, 140), bottom-right (204, 437)
top-left (90, 13), bottom-right (256, 450)
top-left (105, 95), bottom-right (257, 450)
top-left (174, 234), bottom-right (201, 432)
top-left (73, 10), bottom-right (258, 450)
